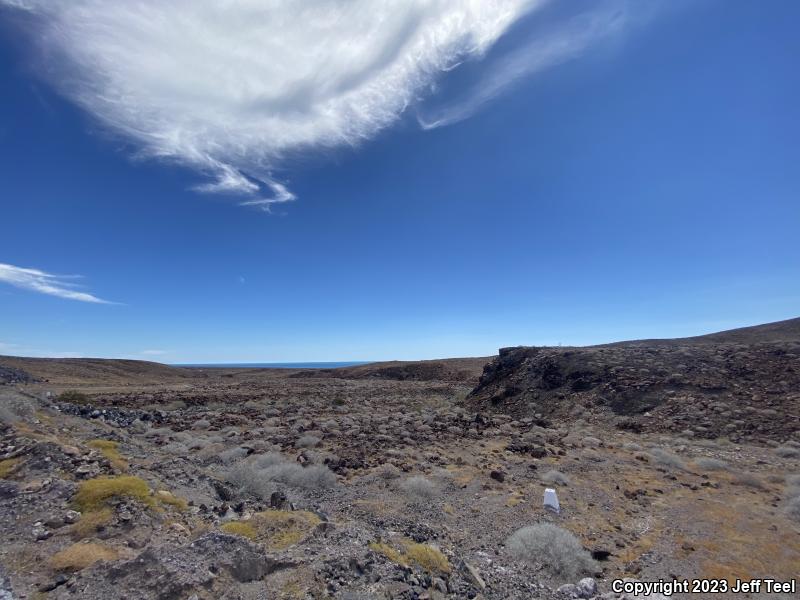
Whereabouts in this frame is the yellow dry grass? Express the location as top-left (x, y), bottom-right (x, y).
top-left (155, 489), bottom-right (188, 511)
top-left (370, 539), bottom-right (451, 574)
top-left (73, 475), bottom-right (153, 512)
top-left (69, 507), bottom-right (113, 540)
top-left (221, 521), bottom-right (257, 539)
top-left (0, 457), bottom-right (21, 479)
top-left (50, 542), bottom-right (119, 571)
top-left (87, 439), bottom-right (128, 471)
top-left (219, 510), bottom-right (321, 550)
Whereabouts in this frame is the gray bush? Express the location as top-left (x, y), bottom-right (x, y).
top-left (224, 454), bottom-right (336, 499)
top-left (376, 463), bottom-right (401, 480)
top-left (785, 497), bottom-right (800, 522)
top-left (0, 392), bottom-right (36, 423)
top-left (219, 447), bottom-right (249, 464)
top-left (400, 476), bottom-right (438, 501)
top-left (694, 458), bottom-right (730, 472)
top-left (295, 435), bottom-right (321, 449)
top-left (507, 523), bottom-right (596, 581)
top-left (775, 446), bottom-right (800, 459)
top-left (786, 474), bottom-right (800, 488)
top-left (648, 448), bottom-right (687, 470)
top-left (623, 442), bottom-right (642, 452)
top-left (732, 471), bottom-right (764, 489)
top-left (542, 470), bottom-right (570, 487)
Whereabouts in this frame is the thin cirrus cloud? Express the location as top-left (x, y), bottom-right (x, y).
top-left (2, 0), bottom-right (648, 208)
top-left (0, 262), bottom-right (112, 304)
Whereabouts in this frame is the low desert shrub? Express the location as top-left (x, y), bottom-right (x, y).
top-left (732, 471), bottom-right (764, 489)
top-left (785, 497), bottom-right (800, 522)
top-left (648, 448), bottom-right (687, 470)
top-left (694, 458), bottom-right (730, 472)
top-left (775, 446), bottom-right (800, 459)
top-left (50, 542), bottom-right (118, 571)
top-left (507, 523), bottom-right (596, 581)
top-left (295, 435), bottom-right (321, 448)
top-left (400, 476), bottom-right (438, 501)
top-left (542, 470), bottom-right (570, 487)
top-left (224, 456), bottom-right (336, 499)
top-left (623, 442), bottom-right (642, 452)
top-left (163, 442), bottom-right (190, 456)
top-left (219, 447), bottom-right (249, 464)
top-left (73, 476), bottom-right (153, 512)
top-left (376, 463), bottom-right (401, 480)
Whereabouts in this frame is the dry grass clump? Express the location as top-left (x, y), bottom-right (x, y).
top-left (507, 523), bottom-right (596, 581)
top-left (648, 448), bottom-right (687, 470)
top-left (403, 542), bottom-right (451, 573)
top-left (221, 510), bottom-right (321, 550)
top-left (55, 390), bottom-right (90, 405)
top-left (73, 476), bottom-right (153, 512)
top-left (87, 439), bottom-right (128, 471)
top-left (542, 470), bottom-right (570, 486)
top-left (400, 476), bottom-right (438, 501)
top-left (0, 457), bottom-right (21, 479)
top-left (155, 490), bottom-right (188, 511)
top-left (694, 458), bottom-right (730, 472)
top-left (50, 542), bottom-right (118, 571)
top-left (69, 508), bottom-right (113, 539)
top-left (369, 540), bottom-right (451, 574)
top-left (221, 521), bottom-right (257, 540)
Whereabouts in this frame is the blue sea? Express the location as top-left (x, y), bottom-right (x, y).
top-left (174, 361), bottom-right (371, 369)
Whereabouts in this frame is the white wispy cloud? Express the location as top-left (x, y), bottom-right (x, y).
top-left (0, 262), bottom-right (112, 303)
top-left (417, 2), bottom-right (638, 129)
top-left (1, 0), bottom-right (650, 207)
top-left (140, 350), bottom-right (167, 356)
top-left (0, 0), bottom-right (541, 206)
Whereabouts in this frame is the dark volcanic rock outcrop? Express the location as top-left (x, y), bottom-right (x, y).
top-left (466, 318), bottom-right (800, 442)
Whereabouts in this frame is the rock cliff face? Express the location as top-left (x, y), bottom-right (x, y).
top-left (465, 319), bottom-right (800, 442)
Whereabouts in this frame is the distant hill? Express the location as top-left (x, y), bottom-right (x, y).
top-left (0, 356), bottom-right (196, 386)
top-left (466, 317), bottom-right (800, 443)
top-left (291, 357), bottom-right (491, 384)
top-left (605, 317), bottom-right (800, 346)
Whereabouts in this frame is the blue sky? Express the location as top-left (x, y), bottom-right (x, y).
top-left (1, 0), bottom-right (798, 363)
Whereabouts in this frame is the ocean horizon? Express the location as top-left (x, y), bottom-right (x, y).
top-left (173, 361), bottom-right (371, 369)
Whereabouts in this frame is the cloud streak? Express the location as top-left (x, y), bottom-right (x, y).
top-left (417, 2), bottom-right (637, 129)
top-left (0, 262), bottom-right (112, 303)
top-left (2, 0), bottom-right (650, 207)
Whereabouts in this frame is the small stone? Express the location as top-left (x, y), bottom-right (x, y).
top-left (577, 577), bottom-right (597, 598)
top-left (489, 470), bottom-right (505, 483)
top-left (64, 510), bottom-right (81, 524)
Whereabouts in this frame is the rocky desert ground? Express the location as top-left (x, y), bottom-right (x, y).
top-left (1, 319), bottom-right (799, 600)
